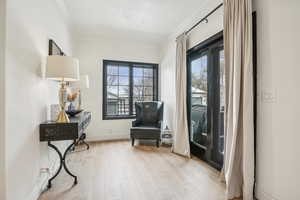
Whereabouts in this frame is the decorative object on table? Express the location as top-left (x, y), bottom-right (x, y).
top-left (66, 109), bottom-right (83, 117)
top-left (71, 74), bottom-right (89, 110)
top-left (46, 55), bottom-right (80, 123)
top-left (130, 101), bottom-right (164, 147)
top-left (161, 125), bottom-right (173, 146)
top-left (48, 39), bottom-right (65, 56)
top-left (67, 91), bottom-right (78, 111)
top-left (50, 104), bottom-right (60, 121)
top-left (40, 111), bottom-right (91, 188)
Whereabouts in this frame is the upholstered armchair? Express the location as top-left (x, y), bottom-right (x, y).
top-left (130, 101), bottom-right (164, 147)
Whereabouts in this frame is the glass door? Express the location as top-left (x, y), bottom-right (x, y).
top-left (190, 53), bottom-right (209, 150)
top-left (187, 33), bottom-right (224, 170)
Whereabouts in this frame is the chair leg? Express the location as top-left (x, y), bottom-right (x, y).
top-left (156, 139), bottom-right (160, 148)
top-left (131, 138), bottom-right (135, 146)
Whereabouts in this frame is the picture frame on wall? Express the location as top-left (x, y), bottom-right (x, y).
top-left (48, 39), bottom-right (65, 56)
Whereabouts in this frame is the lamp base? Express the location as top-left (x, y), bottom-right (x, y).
top-left (56, 110), bottom-right (70, 123)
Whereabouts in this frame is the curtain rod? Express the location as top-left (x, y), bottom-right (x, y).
top-left (185, 3), bottom-right (223, 35)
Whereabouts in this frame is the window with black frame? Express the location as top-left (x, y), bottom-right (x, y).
top-left (103, 60), bottom-right (158, 120)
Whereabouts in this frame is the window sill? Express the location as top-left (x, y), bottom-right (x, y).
top-left (103, 115), bottom-right (136, 120)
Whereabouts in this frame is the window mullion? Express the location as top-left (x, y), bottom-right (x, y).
top-left (129, 65), bottom-right (133, 116)
top-left (103, 62), bottom-right (107, 119)
top-left (153, 66), bottom-right (156, 101)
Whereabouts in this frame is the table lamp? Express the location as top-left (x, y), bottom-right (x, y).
top-left (46, 55), bottom-right (80, 122)
top-left (71, 75), bottom-right (89, 110)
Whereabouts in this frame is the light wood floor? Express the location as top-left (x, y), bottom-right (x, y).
top-left (39, 140), bottom-right (226, 200)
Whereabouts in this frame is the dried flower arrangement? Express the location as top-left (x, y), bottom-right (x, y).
top-left (67, 92), bottom-right (78, 102)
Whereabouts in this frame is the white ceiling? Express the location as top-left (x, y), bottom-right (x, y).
top-left (63, 0), bottom-right (214, 41)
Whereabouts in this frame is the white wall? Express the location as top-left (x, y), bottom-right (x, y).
top-left (0, 0), bottom-right (6, 199)
top-left (254, 1), bottom-right (300, 200)
top-left (73, 36), bottom-right (160, 141)
top-left (160, 0), bottom-right (223, 131)
top-left (5, 0), bottom-right (72, 199)
top-left (161, 1), bottom-right (300, 199)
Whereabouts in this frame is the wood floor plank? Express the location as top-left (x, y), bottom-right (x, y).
top-left (38, 140), bottom-right (226, 200)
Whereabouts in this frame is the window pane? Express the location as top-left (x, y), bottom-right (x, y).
top-left (117, 97), bottom-right (129, 115)
top-left (107, 86), bottom-right (118, 98)
top-left (143, 77), bottom-right (153, 86)
top-left (144, 87), bottom-right (153, 96)
top-left (219, 49), bottom-right (225, 154)
top-left (119, 86), bottom-right (129, 97)
top-left (133, 97), bottom-right (143, 106)
top-left (144, 68), bottom-right (153, 77)
top-left (119, 66), bottom-right (129, 76)
top-left (144, 96), bottom-right (153, 101)
top-left (133, 68), bottom-right (143, 77)
top-left (133, 77), bottom-right (143, 86)
top-left (190, 54), bottom-right (208, 148)
top-left (107, 98), bottom-right (129, 116)
top-left (119, 76), bottom-right (129, 86)
top-left (107, 75), bottom-right (118, 86)
top-left (133, 86), bottom-right (143, 98)
top-left (107, 65), bottom-right (118, 75)
top-left (107, 101), bottom-right (119, 115)
top-left (219, 50), bottom-right (225, 110)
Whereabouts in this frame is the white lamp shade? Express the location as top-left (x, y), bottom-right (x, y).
top-left (46, 56), bottom-right (80, 82)
top-left (71, 75), bottom-right (90, 89)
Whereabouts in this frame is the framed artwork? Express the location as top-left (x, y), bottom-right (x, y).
top-left (48, 39), bottom-right (66, 56)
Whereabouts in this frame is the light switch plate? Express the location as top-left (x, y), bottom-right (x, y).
top-left (261, 89), bottom-right (277, 103)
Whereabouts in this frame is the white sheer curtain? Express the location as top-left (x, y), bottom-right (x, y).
top-left (223, 0), bottom-right (254, 199)
top-left (172, 33), bottom-right (190, 157)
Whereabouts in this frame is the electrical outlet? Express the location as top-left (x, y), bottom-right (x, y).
top-left (40, 168), bottom-right (50, 174)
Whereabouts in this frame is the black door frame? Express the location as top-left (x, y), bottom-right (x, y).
top-left (187, 31), bottom-right (224, 170)
top-left (186, 12), bottom-right (257, 175)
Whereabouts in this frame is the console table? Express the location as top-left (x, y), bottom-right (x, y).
top-left (40, 111), bottom-right (91, 188)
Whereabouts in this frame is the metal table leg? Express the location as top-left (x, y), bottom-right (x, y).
top-left (47, 140), bottom-right (77, 188)
top-left (73, 133), bottom-right (89, 151)
top-left (81, 133), bottom-right (90, 150)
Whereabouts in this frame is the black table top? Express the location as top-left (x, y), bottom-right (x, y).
top-left (40, 111), bottom-right (91, 142)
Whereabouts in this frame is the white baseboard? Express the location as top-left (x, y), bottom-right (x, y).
top-left (27, 155), bottom-right (61, 200)
top-left (26, 173), bottom-right (48, 200)
top-left (86, 134), bottom-right (129, 142)
top-left (256, 185), bottom-right (279, 200)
